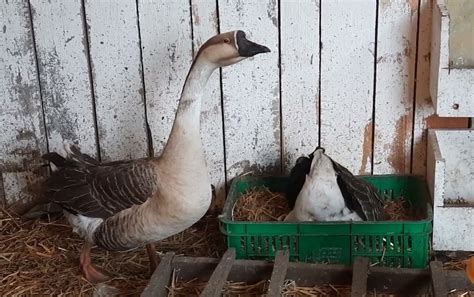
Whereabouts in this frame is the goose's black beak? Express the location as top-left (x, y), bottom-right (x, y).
top-left (236, 30), bottom-right (271, 57)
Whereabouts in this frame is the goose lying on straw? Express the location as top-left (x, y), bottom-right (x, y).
top-left (36, 31), bottom-right (270, 283)
top-left (285, 147), bottom-right (387, 222)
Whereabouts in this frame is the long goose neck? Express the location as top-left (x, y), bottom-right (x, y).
top-left (161, 59), bottom-right (215, 161)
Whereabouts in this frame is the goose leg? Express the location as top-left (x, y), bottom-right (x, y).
top-left (80, 242), bottom-right (110, 283)
top-left (146, 243), bottom-right (159, 274)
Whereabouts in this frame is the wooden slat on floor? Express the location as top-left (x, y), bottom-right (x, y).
top-left (141, 252), bottom-right (175, 297)
top-left (351, 257), bottom-right (369, 297)
top-left (430, 261), bottom-right (448, 297)
top-left (267, 250), bottom-right (290, 296)
top-left (200, 248), bottom-right (236, 297)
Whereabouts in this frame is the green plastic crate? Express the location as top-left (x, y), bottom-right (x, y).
top-left (219, 175), bottom-right (433, 268)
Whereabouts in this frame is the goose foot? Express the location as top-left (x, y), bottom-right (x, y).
top-left (80, 242), bottom-right (111, 283)
top-left (146, 243), bottom-right (159, 275)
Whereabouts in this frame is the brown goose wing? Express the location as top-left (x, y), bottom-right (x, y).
top-left (331, 160), bottom-right (387, 221)
top-left (45, 159), bottom-right (157, 219)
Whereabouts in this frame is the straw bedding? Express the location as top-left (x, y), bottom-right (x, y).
top-left (167, 270), bottom-right (269, 297)
top-left (233, 187), bottom-right (416, 222)
top-left (0, 208), bottom-right (225, 296)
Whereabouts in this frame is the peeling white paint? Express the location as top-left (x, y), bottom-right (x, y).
top-left (0, 1), bottom-right (47, 205)
top-left (373, 0), bottom-right (418, 174)
top-left (320, 0), bottom-right (376, 174)
top-left (220, 0), bottom-right (281, 180)
top-left (86, 0), bottom-right (147, 160)
top-left (139, 0), bottom-right (193, 156)
top-left (31, 0), bottom-right (97, 157)
top-left (281, 0), bottom-right (320, 174)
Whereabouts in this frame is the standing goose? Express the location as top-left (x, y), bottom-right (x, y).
top-left (40, 31), bottom-right (270, 283)
top-left (285, 147), bottom-right (387, 222)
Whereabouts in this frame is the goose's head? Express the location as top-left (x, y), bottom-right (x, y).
top-left (197, 30), bottom-right (270, 67)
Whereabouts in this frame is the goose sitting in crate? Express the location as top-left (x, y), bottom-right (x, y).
top-left (285, 147), bottom-right (387, 222)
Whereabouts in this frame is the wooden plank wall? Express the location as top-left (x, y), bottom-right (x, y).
top-left (1, 0), bottom-right (439, 208)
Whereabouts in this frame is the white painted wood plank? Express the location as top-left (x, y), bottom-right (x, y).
top-left (191, 0), bottom-right (226, 208)
top-left (412, 0), bottom-right (434, 176)
top-left (139, 0), bottom-right (193, 155)
top-left (429, 129), bottom-right (474, 251)
top-left (0, 0), bottom-right (47, 204)
top-left (433, 207), bottom-right (474, 251)
top-left (219, 0), bottom-right (280, 179)
top-left (320, 0), bottom-right (376, 174)
top-left (373, 0), bottom-right (418, 174)
top-left (281, 0), bottom-right (319, 174)
top-left (430, 0), bottom-right (474, 117)
top-left (30, 0), bottom-right (97, 157)
top-left (85, 0), bottom-right (147, 161)
top-left (436, 130), bottom-right (474, 204)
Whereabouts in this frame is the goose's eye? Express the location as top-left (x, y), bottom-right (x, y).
top-left (224, 38), bottom-right (230, 44)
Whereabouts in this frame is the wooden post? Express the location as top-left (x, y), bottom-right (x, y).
top-left (141, 252), bottom-right (175, 297)
top-left (351, 257), bottom-right (369, 297)
top-left (201, 248), bottom-right (236, 297)
top-left (430, 261), bottom-right (448, 297)
top-left (267, 250), bottom-right (290, 296)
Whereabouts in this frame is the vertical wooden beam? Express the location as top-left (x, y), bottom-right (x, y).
top-left (219, 0), bottom-right (281, 180)
top-left (30, 0), bottom-right (97, 157)
top-left (85, 0), bottom-right (147, 161)
top-left (190, 0), bottom-right (226, 209)
top-left (139, 0), bottom-right (193, 157)
top-left (412, 0), bottom-right (434, 176)
top-left (320, 0), bottom-right (376, 174)
top-left (267, 250), bottom-right (289, 297)
top-left (0, 0), bottom-right (47, 205)
top-left (430, 261), bottom-right (448, 297)
top-left (351, 257), bottom-right (369, 297)
top-left (141, 252), bottom-right (175, 297)
top-left (280, 0), bottom-right (320, 174)
top-left (201, 248), bottom-right (236, 297)
top-left (373, 0), bottom-right (418, 174)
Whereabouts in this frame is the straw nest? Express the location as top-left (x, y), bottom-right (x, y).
top-left (0, 208), bottom-right (226, 296)
top-left (232, 187), bottom-right (290, 221)
top-left (233, 187), bottom-right (416, 222)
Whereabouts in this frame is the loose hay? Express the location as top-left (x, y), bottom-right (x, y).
top-left (233, 188), bottom-right (416, 222)
top-left (443, 254), bottom-right (474, 271)
top-left (281, 280), bottom-right (351, 296)
top-left (167, 270), bottom-right (269, 297)
top-left (233, 187), bottom-right (290, 221)
top-left (0, 208), bottom-right (226, 296)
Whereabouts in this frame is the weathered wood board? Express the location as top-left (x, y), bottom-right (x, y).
top-left (373, 0), bottom-right (418, 174)
top-left (0, 0), bottom-right (47, 205)
top-left (30, 0), bottom-right (97, 158)
top-left (1, 0), bottom-right (469, 208)
top-left (139, 0), bottom-right (193, 156)
top-left (219, 0), bottom-right (281, 180)
top-left (190, 0), bottom-right (226, 207)
top-left (85, 0), bottom-right (147, 161)
top-left (280, 0), bottom-right (320, 174)
top-left (412, 0), bottom-right (434, 176)
top-left (320, 0), bottom-right (376, 174)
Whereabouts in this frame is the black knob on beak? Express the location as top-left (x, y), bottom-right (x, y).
top-left (236, 30), bottom-right (271, 57)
